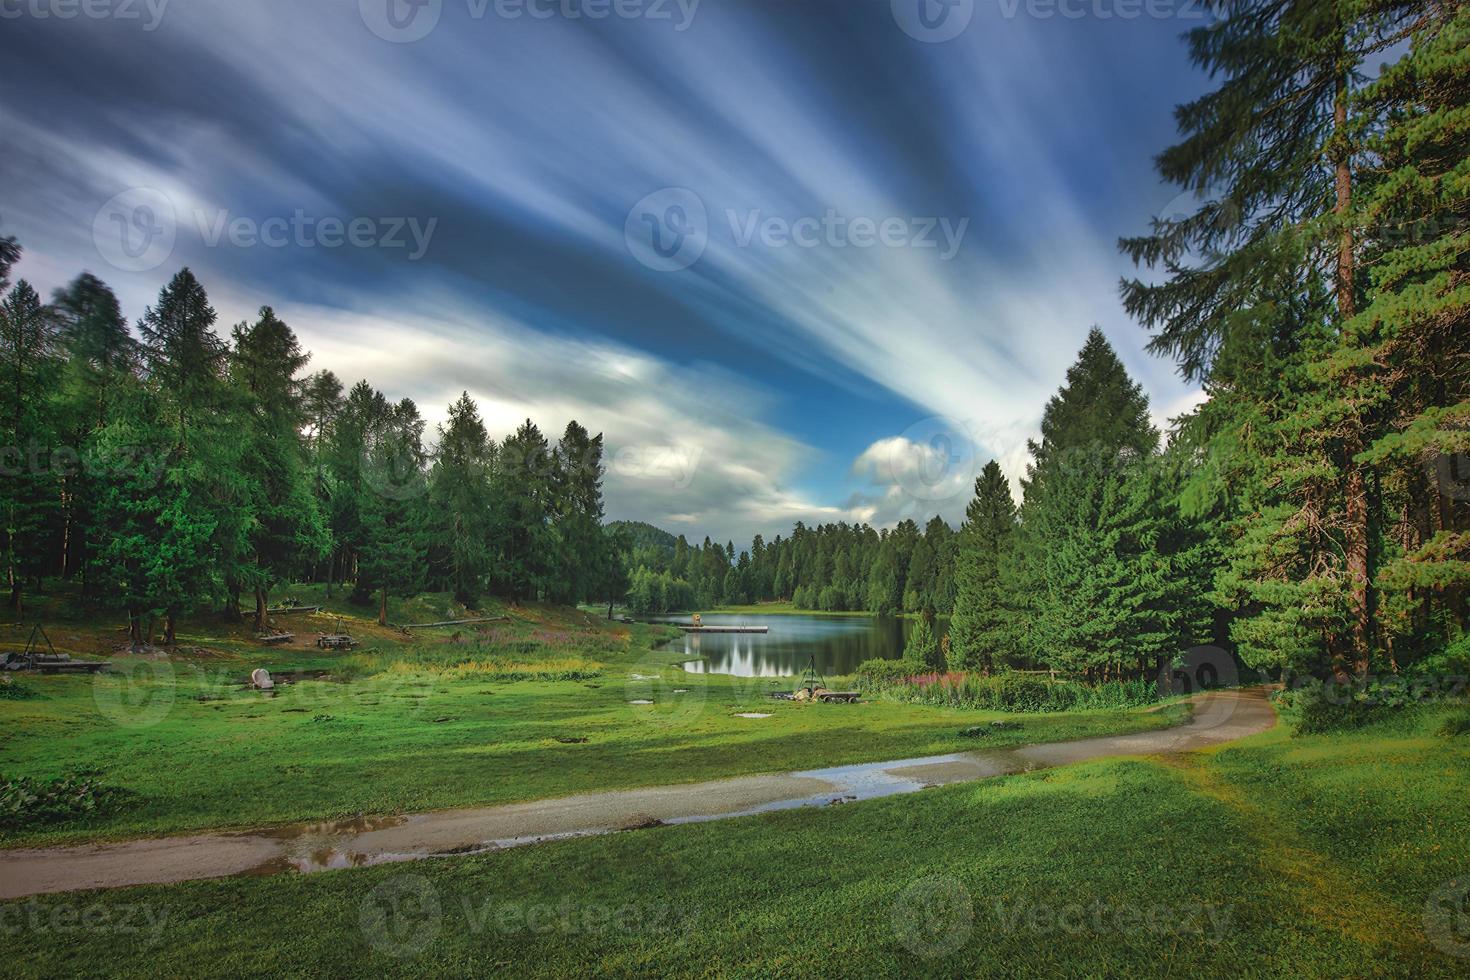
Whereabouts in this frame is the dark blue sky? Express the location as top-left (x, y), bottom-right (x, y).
top-left (0, 0), bottom-right (1211, 544)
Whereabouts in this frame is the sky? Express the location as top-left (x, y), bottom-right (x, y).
top-left (0, 0), bottom-right (1213, 547)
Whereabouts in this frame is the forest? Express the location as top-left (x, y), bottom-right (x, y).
top-left (1, 1), bottom-right (1465, 693)
top-left (626, 0), bottom-right (1470, 689)
top-left (0, 254), bottom-right (626, 642)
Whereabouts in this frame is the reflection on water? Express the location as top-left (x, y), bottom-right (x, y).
top-left (649, 613), bottom-right (947, 677)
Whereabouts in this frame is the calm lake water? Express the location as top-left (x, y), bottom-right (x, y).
top-left (649, 613), bottom-right (948, 677)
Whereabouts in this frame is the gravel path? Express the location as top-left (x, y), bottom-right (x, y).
top-left (0, 688), bottom-right (1275, 899)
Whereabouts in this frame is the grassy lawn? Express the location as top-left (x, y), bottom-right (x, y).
top-left (0, 589), bottom-right (1179, 847)
top-left (3, 704), bottom-right (1467, 977)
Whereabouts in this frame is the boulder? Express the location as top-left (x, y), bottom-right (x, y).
top-left (250, 668), bottom-right (275, 690)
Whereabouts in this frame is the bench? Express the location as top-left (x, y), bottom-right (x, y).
top-left (816, 691), bottom-right (860, 703)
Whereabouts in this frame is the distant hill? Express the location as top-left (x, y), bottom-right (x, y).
top-left (605, 520), bottom-right (678, 558)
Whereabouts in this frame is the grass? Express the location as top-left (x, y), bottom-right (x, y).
top-left (4, 703), bottom-right (1467, 977)
top-left (0, 589), bottom-right (1179, 847)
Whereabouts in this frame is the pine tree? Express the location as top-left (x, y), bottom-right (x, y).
top-left (549, 420), bottom-right (606, 605)
top-left (904, 608), bottom-right (944, 673)
top-left (0, 278), bottom-right (60, 613)
top-left (948, 461), bottom-right (1017, 672)
top-left (494, 419), bottom-right (553, 602)
top-left (229, 307), bottom-right (328, 628)
top-left (1122, 0), bottom-right (1419, 679)
top-left (358, 399), bottom-right (427, 625)
top-left (52, 273), bottom-right (136, 587)
top-left (428, 392), bottom-right (493, 604)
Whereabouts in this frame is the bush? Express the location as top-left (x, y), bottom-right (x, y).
top-left (0, 677), bottom-right (38, 700)
top-left (854, 658), bottom-right (916, 688)
top-left (817, 585), bottom-right (847, 612)
top-left (880, 670), bottom-right (1157, 713)
top-left (1289, 679), bottom-right (1382, 735)
top-left (0, 772), bottom-right (130, 830)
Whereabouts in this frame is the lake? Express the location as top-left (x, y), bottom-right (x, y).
top-left (649, 613), bottom-right (947, 677)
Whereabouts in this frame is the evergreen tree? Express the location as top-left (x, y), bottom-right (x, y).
top-left (0, 278), bottom-right (60, 613)
top-left (229, 308), bottom-right (328, 628)
top-left (494, 419), bottom-right (553, 601)
top-left (903, 608), bottom-right (944, 673)
top-left (51, 273), bottom-right (136, 587)
top-left (948, 461), bottom-right (1017, 672)
top-left (428, 392), bottom-right (494, 604)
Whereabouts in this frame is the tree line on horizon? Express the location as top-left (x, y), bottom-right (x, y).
top-left (632, 0), bottom-right (1469, 686)
top-left (0, 253), bottom-right (625, 643)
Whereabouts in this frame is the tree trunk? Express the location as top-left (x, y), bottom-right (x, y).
top-left (253, 586), bottom-right (268, 633)
top-left (1334, 66), bottom-right (1371, 679)
top-left (128, 607), bottom-right (144, 649)
top-left (378, 586), bottom-right (388, 627)
top-left (164, 609), bottom-right (177, 647)
top-left (607, 598), bottom-right (614, 619)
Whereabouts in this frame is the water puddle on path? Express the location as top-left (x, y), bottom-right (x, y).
top-left (0, 689), bottom-right (1275, 899)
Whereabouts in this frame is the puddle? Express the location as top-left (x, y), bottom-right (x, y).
top-left (0, 689), bottom-right (1275, 899)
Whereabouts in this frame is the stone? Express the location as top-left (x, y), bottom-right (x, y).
top-left (250, 668), bottom-right (274, 690)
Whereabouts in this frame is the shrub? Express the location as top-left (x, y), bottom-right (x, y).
top-left (817, 585), bottom-right (846, 612)
top-left (0, 772), bottom-right (130, 830)
top-left (855, 658), bottom-right (915, 688)
top-left (0, 677), bottom-right (38, 700)
top-left (1289, 679), bottom-right (1381, 735)
top-left (880, 670), bottom-right (1156, 713)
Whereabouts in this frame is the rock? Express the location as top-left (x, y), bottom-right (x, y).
top-left (250, 668), bottom-right (274, 690)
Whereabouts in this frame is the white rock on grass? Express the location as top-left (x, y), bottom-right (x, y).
top-left (628, 699), bottom-right (654, 705)
top-left (734, 712), bottom-right (771, 719)
top-left (250, 668), bottom-right (275, 691)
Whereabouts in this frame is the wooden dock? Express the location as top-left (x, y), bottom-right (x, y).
top-left (678, 625), bottom-right (769, 634)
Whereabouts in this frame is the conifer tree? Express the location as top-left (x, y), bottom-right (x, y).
top-left (948, 461), bottom-right (1017, 672)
